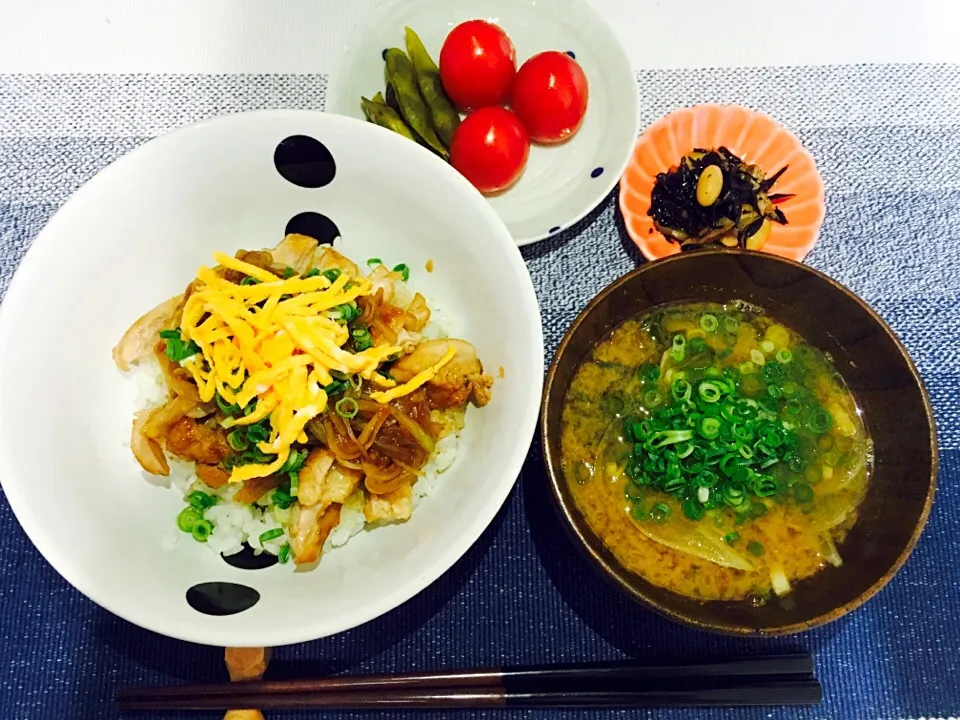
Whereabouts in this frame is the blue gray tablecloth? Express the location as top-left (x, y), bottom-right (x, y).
top-left (1, 64), bottom-right (958, 719)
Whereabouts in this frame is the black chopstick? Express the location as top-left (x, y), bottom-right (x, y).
top-left (117, 653), bottom-right (813, 699)
top-left (116, 654), bottom-right (820, 711)
top-left (117, 679), bottom-right (822, 711)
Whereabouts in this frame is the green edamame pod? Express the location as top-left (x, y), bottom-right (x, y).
top-left (383, 48), bottom-right (448, 160)
top-left (404, 27), bottom-right (460, 147)
top-left (360, 96), bottom-right (417, 142)
top-left (384, 83), bottom-right (402, 115)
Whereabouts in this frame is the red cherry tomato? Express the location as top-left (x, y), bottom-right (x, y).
top-left (511, 51), bottom-right (589, 144)
top-left (439, 20), bottom-right (517, 111)
top-left (450, 107), bottom-right (530, 194)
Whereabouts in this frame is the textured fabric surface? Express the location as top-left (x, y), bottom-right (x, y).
top-left (0, 65), bottom-right (958, 719)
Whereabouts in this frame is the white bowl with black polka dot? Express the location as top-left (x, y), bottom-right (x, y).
top-left (327, 0), bottom-right (640, 245)
top-left (0, 110), bottom-right (543, 647)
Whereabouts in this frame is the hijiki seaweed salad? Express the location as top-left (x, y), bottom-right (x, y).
top-left (648, 147), bottom-right (793, 252)
top-left (112, 233), bottom-right (493, 567)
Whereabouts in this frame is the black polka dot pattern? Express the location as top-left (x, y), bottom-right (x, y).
top-left (274, 135), bottom-right (336, 188)
top-left (186, 582), bottom-right (260, 616)
top-left (285, 211), bottom-right (341, 245)
top-left (591, 167), bottom-right (604, 178)
top-left (566, 51), bottom-right (576, 59)
top-left (549, 226), bottom-right (561, 234)
top-left (221, 544), bottom-right (279, 570)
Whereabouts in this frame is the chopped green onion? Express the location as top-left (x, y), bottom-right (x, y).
top-left (697, 381), bottom-right (722, 403)
top-left (277, 543), bottom-right (291, 564)
top-left (747, 541), bottom-right (765, 556)
top-left (191, 519), bottom-right (213, 543)
top-left (159, 328), bottom-right (201, 362)
top-left (352, 326), bottom-right (373, 351)
top-left (807, 408), bottom-right (833, 434)
top-left (367, 257), bottom-right (382, 266)
top-left (792, 483), bottom-right (815, 503)
top-left (700, 314), bottom-right (719, 333)
top-left (671, 334), bottom-right (686, 362)
top-left (783, 398), bottom-right (803, 417)
top-left (303, 267), bottom-right (320, 278)
top-left (637, 363), bottom-right (660, 384)
top-left (722, 315), bottom-right (740, 333)
top-left (643, 389), bottom-right (663, 408)
top-left (612, 315), bottom-right (838, 531)
top-left (322, 268), bottom-right (341, 283)
top-left (721, 483), bottom-right (746, 507)
top-left (227, 429), bottom-right (249, 452)
top-left (177, 507), bottom-right (202, 533)
top-left (272, 488), bottom-right (293, 510)
top-left (324, 379), bottom-right (348, 396)
top-left (239, 277), bottom-right (260, 286)
top-left (283, 266), bottom-right (295, 278)
top-left (761, 340), bottom-right (775, 354)
top-left (188, 491), bottom-right (217, 512)
top-left (650, 430), bottom-right (694, 448)
top-left (289, 471), bottom-right (300, 497)
top-left (663, 476), bottom-right (686, 495)
top-left (776, 348), bottom-right (793, 364)
top-left (694, 469), bottom-right (719, 488)
top-left (762, 428), bottom-right (783, 447)
top-left (334, 303), bottom-right (356, 323)
top-left (671, 378), bottom-right (692, 403)
top-left (786, 453), bottom-right (806, 473)
top-left (279, 449), bottom-right (306, 475)
top-left (698, 416), bottom-right (721, 439)
top-left (682, 498), bottom-right (705, 520)
top-left (215, 393), bottom-right (241, 415)
top-left (688, 337), bottom-right (708, 355)
top-left (392, 263), bottom-right (410, 281)
top-left (335, 397), bottom-right (359, 419)
top-left (750, 349), bottom-right (766, 366)
top-left (650, 503), bottom-right (671, 524)
top-left (245, 420), bottom-right (271, 445)
top-left (724, 532), bottom-right (740, 544)
top-left (760, 361), bottom-right (785, 383)
top-left (259, 528), bottom-right (284, 543)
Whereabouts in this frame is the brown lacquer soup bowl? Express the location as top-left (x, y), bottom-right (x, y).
top-left (541, 249), bottom-right (937, 635)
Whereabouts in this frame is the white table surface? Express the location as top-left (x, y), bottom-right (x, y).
top-left (3, 0), bottom-right (960, 75)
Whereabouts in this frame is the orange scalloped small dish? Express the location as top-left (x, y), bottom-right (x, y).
top-left (619, 104), bottom-right (825, 262)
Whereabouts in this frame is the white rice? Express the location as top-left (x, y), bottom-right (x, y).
top-left (125, 274), bottom-right (459, 564)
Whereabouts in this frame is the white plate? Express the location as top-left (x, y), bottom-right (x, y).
top-left (326, 0), bottom-right (640, 246)
top-left (0, 110), bottom-right (543, 647)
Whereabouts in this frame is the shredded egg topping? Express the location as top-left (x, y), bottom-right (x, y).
top-left (178, 251), bottom-right (453, 483)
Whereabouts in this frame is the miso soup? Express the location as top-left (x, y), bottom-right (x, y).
top-left (560, 302), bottom-right (871, 602)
